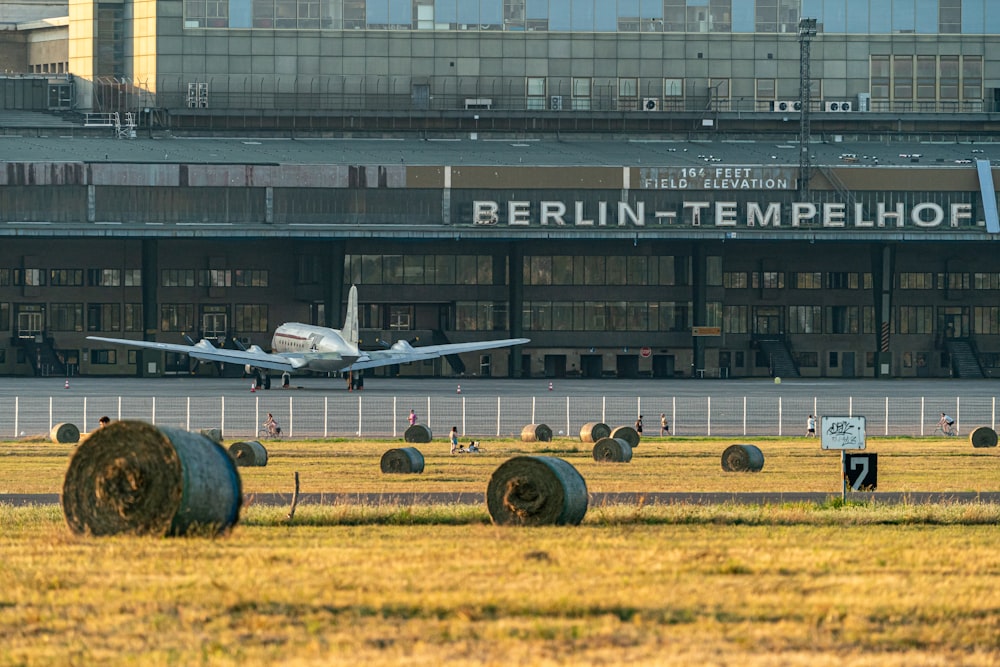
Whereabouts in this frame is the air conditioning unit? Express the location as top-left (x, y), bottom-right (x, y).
top-left (550, 95), bottom-right (563, 111)
top-left (857, 92), bottom-right (871, 112)
top-left (771, 100), bottom-right (801, 112)
top-left (825, 101), bottom-right (853, 112)
top-left (642, 97), bottom-right (660, 111)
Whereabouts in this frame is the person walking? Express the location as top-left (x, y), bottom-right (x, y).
top-left (408, 409), bottom-right (417, 426)
top-left (806, 414), bottom-right (816, 438)
top-left (450, 426), bottom-right (459, 454)
top-left (634, 415), bottom-right (643, 435)
top-left (660, 413), bottom-right (669, 436)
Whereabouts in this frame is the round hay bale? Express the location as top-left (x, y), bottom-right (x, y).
top-left (380, 447), bottom-right (425, 474)
top-left (592, 437), bottom-right (633, 463)
top-left (610, 425), bottom-right (640, 449)
top-left (50, 422), bottom-right (80, 444)
top-left (969, 426), bottom-right (998, 449)
top-left (721, 444), bottom-right (765, 473)
top-left (521, 423), bottom-right (553, 442)
top-left (486, 456), bottom-right (588, 526)
top-left (198, 428), bottom-right (223, 444)
top-left (579, 422), bottom-right (610, 443)
top-left (403, 424), bottom-right (433, 443)
top-left (61, 420), bottom-right (241, 537)
top-left (228, 440), bottom-right (268, 467)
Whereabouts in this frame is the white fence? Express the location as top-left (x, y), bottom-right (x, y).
top-left (4, 394), bottom-right (997, 440)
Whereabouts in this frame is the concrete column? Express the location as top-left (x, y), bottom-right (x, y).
top-left (872, 243), bottom-right (895, 378)
top-left (691, 242), bottom-right (707, 377)
top-left (140, 239), bottom-right (158, 376)
top-left (508, 242), bottom-right (524, 378)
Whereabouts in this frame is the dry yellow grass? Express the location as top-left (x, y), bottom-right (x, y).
top-left (1, 435), bottom-right (999, 666)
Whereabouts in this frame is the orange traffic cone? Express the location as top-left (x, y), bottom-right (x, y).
top-left (250, 382), bottom-right (256, 393)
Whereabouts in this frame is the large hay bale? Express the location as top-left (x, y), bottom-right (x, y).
top-left (61, 421), bottom-right (242, 537)
top-left (579, 422), bottom-right (610, 443)
top-left (521, 423), bottom-right (553, 442)
top-left (50, 422), bottom-right (80, 444)
top-left (404, 424), bottom-right (433, 443)
top-left (610, 425), bottom-right (640, 449)
top-left (486, 456), bottom-right (588, 526)
top-left (721, 444), bottom-right (765, 472)
top-left (380, 447), bottom-right (425, 474)
top-left (199, 428), bottom-right (223, 444)
top-left (592, 437), bottom-right (633, 463)
top-left (970, 426), bottom-right (999, 449)
top-left (228, 440), bottom-right (268, 467)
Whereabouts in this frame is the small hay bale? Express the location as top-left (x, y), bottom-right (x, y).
top-left (404, 424), bottom-right (433, 443)
top-left (61, 420), bottom-right (242, 537)
top-left (592, 437), bottom-right (633, 463)
top-left (970, 426), bottom-right (998, 449)
top-left (199, 428), bottom-right (223, 444)
top-left (50, 423), bottom-right (80, 444)
top-left (228, 440), bottom-right (268, 467)
top-left (579, 422), bottom-right (610, 443)
top-left (486, 456), bottom-right (588, 526)
top-left (380, 447), bottom-right (425, 474)
top-left (610, 425), bottom-right (640, 449)
top-left (521, 423), bottom-right (553, 442)
top-left (721, 444), bottom-right (765, 472)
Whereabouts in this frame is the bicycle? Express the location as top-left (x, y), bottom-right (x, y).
top-left (258, 425), bottom-right (282, 439)
top-left (934, 424), bottom-right (957, 437)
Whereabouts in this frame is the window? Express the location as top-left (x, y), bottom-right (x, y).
top-left (124, 304), bottom-right (143, 332)
top-left (124, 269), bottom-right (141, 287)
top-left (200, 270), bottom-right (232, 288)
top-left (14, 269), bottom-right (45, 286)
top-left (89, 269), bottom-right (121, 287)
top-left (389, 305), bottom-right (412, 330)
top-left (898, 306), bottom-right (933, 334)
top-left (723, 272), bottom-right (748, 288)
top-left (0, 302), bottom-right (9, 331)
top-left (49, 270), bottom-right (84, 287)
top-left (162, 269), bottom-right (195, 287)
top-left (788, 306), bottom-right (822, 334)
top-left (618, 78), bottom-right (638, 109)
top-left (90, 349), bottom-right (117, 364)
top-left (753, 271), bottom-right (784, 289)
top-left (973, 307), bottom-right (1000, 335)
top-left (87, 303), bottom-right (120, 332)
top-left (160, 304), bottom-right (194, 332)
top-left (235, 304), bottom-right (268, 332)
top-left (871, 55), bottom-right (890, 100)
top-left (826, 272), bottom-right (859, 289)
top-left (974, 273), bottom-right (1000, 290)
top-left (706, 257), bottom-right (722, 286)
top-left (527, 77), bottom-right (546, 110)
top-left (233, 270), bottom-right (269, 287)
top-left (723, 306), bottom-right (748, 334)
top-left (899, 272), bottom-right (933, 289)
top-left (572, 78), bottom-right (591, 110)
top-left (828, 306), bottom-right (859, 334)
top-left (792, 272), bottom-right (822, 289)
top-left (50, 303), bottom-right (83, 331)
top-left (962, 56), bottom-right (982, 101)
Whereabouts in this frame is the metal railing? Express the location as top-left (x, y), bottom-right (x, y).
top-left (5, 393), bottom-right (996, 441)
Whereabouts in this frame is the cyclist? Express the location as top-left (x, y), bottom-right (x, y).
top-left (938, 413), bottom-right (956, 435)
top-left (264, 412), bottom-right (282, 437)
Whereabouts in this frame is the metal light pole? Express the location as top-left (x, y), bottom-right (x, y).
top-left (798, 18), bottom-right (817, 199)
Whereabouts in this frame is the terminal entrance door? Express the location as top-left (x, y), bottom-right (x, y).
top-left (16, 307), bottom-right (43, 340)
top-left (939, 307), bottom-right (968, 338)
top-left (202, 311), bottom-right (228, 341)
top-left (753, 306), bottom-right (783, 335)
top-left (580, 354), bottom-right (603, 378)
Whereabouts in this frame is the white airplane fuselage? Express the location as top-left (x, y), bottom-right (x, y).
top-left (271, 323), bottom-right (359, 372)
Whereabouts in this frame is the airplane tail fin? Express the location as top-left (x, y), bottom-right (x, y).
top-left (343, 284), bottom-right (360, 352)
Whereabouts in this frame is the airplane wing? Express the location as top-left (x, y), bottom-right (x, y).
top-left (86, 336), bottom-right (301, 373)
top-left (345, 337), bottom-right (529, 371)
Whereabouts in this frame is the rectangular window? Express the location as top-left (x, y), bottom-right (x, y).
top-left (723, 305), bottom-right (748, 334)
top-left (752, 271), bottom-right (784, 289)
top-left (828, 306), bottom-right (859, 334)
top-left (124, 304), bottom-right (143, 332)
top-left (526, 76), bottom-right (546, 110)
top-left (199, 269), bottom-right (232, 288)
top-left (50, 303), bottom-right (84, 331)
top-left (973, 307), bottom-right (1000, 335)
top-left (706, 257), bottom-right (722, 286)
top-left (572, 77), bottom-right (591, 110)
top-left (90, 349), bottom-right (117, 364)
top-left (160, 304), bottom-right (194, 332)
top-left (233, 269), bottom-right (269, 287)
top-left (235, 304), bottom-right (268, 332)
top-left (297, 255), bottom-right (322, 285)
top-left (826, 272), bottom-right (859, 289)
top-left (49, 269), bottom-right (84, 286)
top-left (382, 255), bottom-right (404, 284)
top-left (974, 273), bottom-right (1000, 289)
top-left (792, 272), bottom-right (823, 289)
top-left (962, 55), bottom-right (982, 101)
top-left (124, 269), bottom-right (142, 287)
top-left (723, 272), bottom-right (748, 288)
top-left (14, 269), bottom-right (45, 286)
top-left (897, 306), bottom-right (933, 334)
top-left (871, 55), bottom-right (890, 100)
top-left (87, 303), bottom-right (120, 332)
top-left (162, 269), bottom-right (195, 287)
top-left (788, 305), bottom-right (822, 334)
top-left (89, 269), bottom-right (121, 287)
top-left (899, 272), bottom-right (934, 289)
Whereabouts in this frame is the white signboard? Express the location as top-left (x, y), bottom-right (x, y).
top-left (820, 416), bottom-right (866, 450)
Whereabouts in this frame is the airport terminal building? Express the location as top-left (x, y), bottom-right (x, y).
top-left (0, 0), bottom-right (998, 381)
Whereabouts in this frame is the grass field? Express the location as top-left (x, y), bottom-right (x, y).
top-left (1, 434), bottom-right (999, 665)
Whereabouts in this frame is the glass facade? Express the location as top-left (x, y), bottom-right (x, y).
top-left (184, 0), bottom-right (1000, 33)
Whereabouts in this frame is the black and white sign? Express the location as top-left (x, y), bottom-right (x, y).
top-left (846, 453), bottom-right (878, 491)
top-left (821, 416), bottom-right (866, 450)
